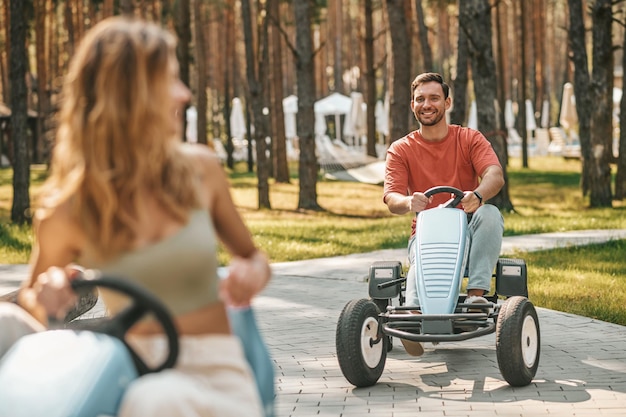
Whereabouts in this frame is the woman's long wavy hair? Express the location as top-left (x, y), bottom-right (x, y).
top-left (39, 17), bottom-right (200, 260)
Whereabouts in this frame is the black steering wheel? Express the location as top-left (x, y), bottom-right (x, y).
top-left (69, 275), bottom-right (179, 375)
top-left (424, 185), bottom-right (465, 208)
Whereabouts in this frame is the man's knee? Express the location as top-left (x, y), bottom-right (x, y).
top-left (472, 204), bottom-right (504, 233)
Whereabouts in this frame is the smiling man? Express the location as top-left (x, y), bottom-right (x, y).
top-left (383, 72), bottom-right (505, 356)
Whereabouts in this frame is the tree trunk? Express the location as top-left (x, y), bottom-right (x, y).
top-left (269, 0), bottom-right (290, 183)
top-left (241, 0), bottom-right (271, 209)
top-left (224, 0), bottom-right (235, 169)
top-left (293, 0), bottom-right (321, 211)
top-left (462, 0), bottom-right (513, 212)
top-left (617, 12), bottom-right (626, 199)
top-left (364, 0), bottom-right (377, 157)
top-left (587, 0), bottom-right (613, 207)
top-left (34, 0), bottom-right (49, 164)
top-left (193, 0), bottom-right (207, 145)
top-left (175, 0), bottom-right (191, 142)
top-left (519, 0), bottom-right (528, 168)
top-left (450, 14), bottom-right (468, 126)
top-left (414, 0), bottom-right (433, 71)
top-left (495, 0), bottom-right (508, 144)
top-left (0, 0), bottom-right (8, 103)
top-left (385, 0), bottom-right (411, 145)
top-left (9, 0), bottom-right (30, 224)
top-left (567, 0), bottom-right (591, 197)
top-left (119, 0), bottom-right (133, 15)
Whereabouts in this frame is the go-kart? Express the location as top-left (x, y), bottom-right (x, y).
top-left (0, 274), bottom-right (179, 417)
top-left (335, 186), bottom-right (540, 388)
top-left (0, 273), bottom-right (275, 417)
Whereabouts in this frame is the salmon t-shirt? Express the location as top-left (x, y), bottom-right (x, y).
top-left (383, 125), bottom-right (501, 236)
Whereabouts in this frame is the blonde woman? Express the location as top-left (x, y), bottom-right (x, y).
top-left (0, 17), bottom-right (269, 416)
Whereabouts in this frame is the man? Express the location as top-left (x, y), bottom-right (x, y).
top-left (383, 72), bottom-right (504, 356)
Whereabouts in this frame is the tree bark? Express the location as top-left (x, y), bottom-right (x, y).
top-left (462, 0), bottom-right (513, 212)
top-left (364, 0), bottom-right (377, 157)
top-left (175, 0), bottom-right (191, 142)
top-left (414, 0), bottom-right (433, 71)
top-left (587, 0), bottom-right (613, 207)
top-left (241, 0), bottom-right (271, 209)
top-left (193, 0), bottom-right (207, 145)
top-left (385, 0), bottom-right (411, 145)
top-left (9, 0), bottom-right (30, 224)
top-left (617, 14), bottom-right (626, 199)
top-left (294, 0), bottom-right (321, 210)
top-left (567, 0), bottom-right (613, 207)
top-left (450, 15), bottom-right (468, 126)
top-left (269, 0), bottom-right (290, 183)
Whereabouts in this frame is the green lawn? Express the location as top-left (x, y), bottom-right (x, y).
top-left (1, 156), bottom-right (626, 325)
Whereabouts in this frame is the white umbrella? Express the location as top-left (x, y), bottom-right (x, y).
top-left (375, 100), bottom-right (389, 137)
top-left (467, 100), bottom-right (477, 129)
top-left (230, 97), bottom-right (247, 141)
top-left (504, 99), bottom-right (515, 129)
top-left (282, 95), bottom-right (298, 140)
top-left (185, 106), bottom-right (198, 143)
top-left (559, 83), bottom-right (578, 130)
top-left (349, 92), bottom-right (366, 140)
top-left (525, 99), bottom-right (537, 131)
top-left (541, 100), bottom-right (550, 128)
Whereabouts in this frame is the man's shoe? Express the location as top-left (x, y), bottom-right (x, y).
top-left (464, 295), bottom-right (492, 314)
top-left (401, 338), bottom-right (424, 356)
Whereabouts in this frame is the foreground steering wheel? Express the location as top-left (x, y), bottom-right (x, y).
top-left (69, 275), bottom-right (179, 375)
top-left (424, 186), bottom-right (465, 208)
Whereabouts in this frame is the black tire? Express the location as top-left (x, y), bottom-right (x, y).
top-left (496, 296), bottom-right (540, 387)
top-left (336, 299), bottom-right (387, 387)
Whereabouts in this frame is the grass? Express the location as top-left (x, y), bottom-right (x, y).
top-left (1, 156), bottom-right (626, 324)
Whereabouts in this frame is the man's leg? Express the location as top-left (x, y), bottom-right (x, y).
top-left (400, 237), bottom-right (424, 356)
top-left (405, 237), bottom-right (418, 306)
top-left (0, 303), bottom-right (45, 358)
top-left (466, 204), bottom-right (504, 297)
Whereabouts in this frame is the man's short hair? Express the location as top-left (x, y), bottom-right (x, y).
top-left (411, 72), bottom-right (450, 99)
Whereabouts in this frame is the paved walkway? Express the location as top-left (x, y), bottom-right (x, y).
top-left (1, 229), bottom-right (626, 416)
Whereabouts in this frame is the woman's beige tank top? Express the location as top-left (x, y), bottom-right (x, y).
top-left (94, 210), bottom-right (220, 316)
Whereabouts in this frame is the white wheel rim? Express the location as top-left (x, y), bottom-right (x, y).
top-left (521, 315), bottom-right (538, 368)
top-left (361, 316), bottom-right (383, 368)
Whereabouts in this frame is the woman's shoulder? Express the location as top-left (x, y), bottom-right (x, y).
top-left (177, 142), bottom-right (223, 171)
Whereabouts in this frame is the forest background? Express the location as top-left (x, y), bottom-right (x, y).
top-left (2, 0), bottom-right (626, 224)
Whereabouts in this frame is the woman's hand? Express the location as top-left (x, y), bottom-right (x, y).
top-left (220, 251), bottom-right (271, 307)
top-left (32, 265), bottom-right (83, 321)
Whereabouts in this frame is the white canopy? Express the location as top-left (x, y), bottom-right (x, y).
top-left (314, 92), bottom-right (352, 116)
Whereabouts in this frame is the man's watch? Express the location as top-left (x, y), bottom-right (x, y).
top-left (473, 190), bottom-right (483, 205)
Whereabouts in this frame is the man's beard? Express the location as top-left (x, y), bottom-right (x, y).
top-left (417, 110), bottom-right (445, 126)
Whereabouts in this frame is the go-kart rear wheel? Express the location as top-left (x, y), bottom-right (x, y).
top-left (496, 296), bottom-right (540, 387)
top-left (336, 299), bottom-right (387, 387)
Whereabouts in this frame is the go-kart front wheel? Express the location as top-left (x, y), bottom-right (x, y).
top-left (336, 299), bottom-right (387, 387)
top-left (495, 296), bottom-right (540, 386)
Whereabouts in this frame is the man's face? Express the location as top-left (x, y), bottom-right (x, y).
top-left (411, 81), bottom-right (450, 127)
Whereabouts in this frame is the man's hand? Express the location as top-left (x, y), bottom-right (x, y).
top-left (408, 192), bottom-right (432, 213)
top-left (461, 191), bottom-right (482, 213)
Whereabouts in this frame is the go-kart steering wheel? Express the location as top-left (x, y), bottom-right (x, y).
top-left (424, 186), bottom-right (465, 208)
top-left (69, 275), bottom-right (179, 375)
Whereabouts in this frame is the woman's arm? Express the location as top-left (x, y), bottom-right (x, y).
top-left (19, 210), bottom-right (83, 324)
top-left (194, 147), bottom-right (271, 306)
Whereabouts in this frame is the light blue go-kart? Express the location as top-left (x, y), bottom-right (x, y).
top-left (0, 274), bottom-right (275, 417)
top-left (336, 186), bottom-right (540, 388)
